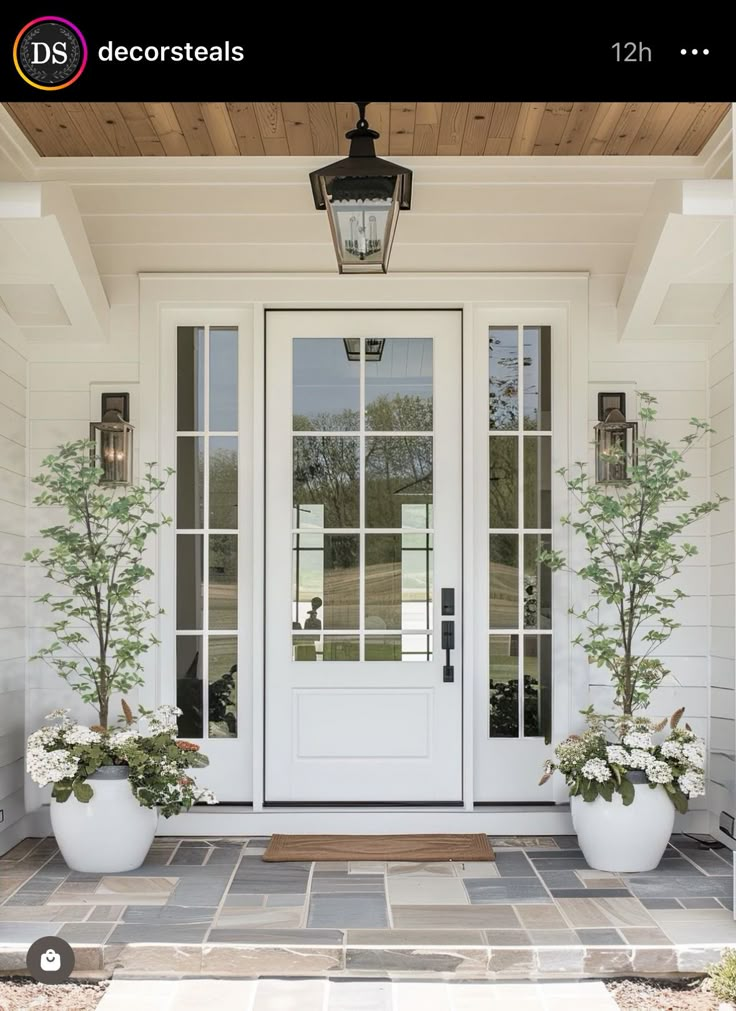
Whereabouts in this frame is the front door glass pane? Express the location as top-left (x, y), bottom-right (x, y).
top-left (291, 337), bottom-right (434, 661)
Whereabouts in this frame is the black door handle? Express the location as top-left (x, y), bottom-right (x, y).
top-left (441, 619), bottom-right (454, 682)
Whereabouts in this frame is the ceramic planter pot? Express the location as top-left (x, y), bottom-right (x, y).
top-left (570, 776), bottom-right (675, 872)
top-left (50, 766), bottom-right (158, 872)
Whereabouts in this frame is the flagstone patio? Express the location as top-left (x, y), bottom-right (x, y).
top-left (0, 835), bottom-right (733, 980)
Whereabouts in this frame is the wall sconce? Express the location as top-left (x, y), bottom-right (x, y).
top-left (595, 392), bottom-right (638, 485)
top-left (90, 392), bottom-right (134, 485)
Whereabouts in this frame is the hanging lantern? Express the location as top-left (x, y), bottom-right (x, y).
top-left (595, 392), bottom-right (638, 485)
top-left (310, 102), bottom-right (412, 274)
top-left (90, 392), bottom-right (134, 485)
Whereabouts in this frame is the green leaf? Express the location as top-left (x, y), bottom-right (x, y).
top-left (670, 786), bottom-right (689, 815)
top-left (72, 780), bottom-right (94, 803)
top-left (598, 779), bottom-right (614, 802)
top-left (618, 777), bottom-right (635, 806)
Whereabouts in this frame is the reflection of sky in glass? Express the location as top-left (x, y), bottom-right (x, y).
top-left (293, 339), bottom-right (359, 431)
top-left (210, 328), bottom-right (238, 431)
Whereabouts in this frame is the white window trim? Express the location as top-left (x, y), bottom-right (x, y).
top-left (139, 272), bottom-right (590, 827)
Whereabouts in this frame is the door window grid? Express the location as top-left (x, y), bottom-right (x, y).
top-left (291, 337), bottom-right (434, 661)
top-left (488, 325), bottom-right (552, 739)
top-left (175, 325), bottom-right (239, 739)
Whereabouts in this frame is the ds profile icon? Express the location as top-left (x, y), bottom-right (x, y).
top-left (13, 16), bottom-right (88, 91)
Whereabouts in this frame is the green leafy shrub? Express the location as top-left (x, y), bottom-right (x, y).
top-left (707, 948), bottom-right (736, 1002)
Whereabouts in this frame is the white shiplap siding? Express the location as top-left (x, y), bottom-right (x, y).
top-left (708, 301), bottom-right (735, 840)
top-left (0, 310), bottom-right (27, 843)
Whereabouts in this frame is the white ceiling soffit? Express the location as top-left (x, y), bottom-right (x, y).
top-left (618, 178), bottom-right (734, 341)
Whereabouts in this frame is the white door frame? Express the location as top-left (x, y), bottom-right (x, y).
top-left (139, 272), bottom-right (590, 829)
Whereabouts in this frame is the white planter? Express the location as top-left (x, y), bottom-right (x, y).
top-left (571, 780), bottom-right (676, 872)
top-left (50, 766), bottom-right (158, 872)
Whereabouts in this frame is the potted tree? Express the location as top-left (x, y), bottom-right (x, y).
top-left (25, 441), bottom-right (215, 873)
top-left (540, 394), bottom-right (723, 871)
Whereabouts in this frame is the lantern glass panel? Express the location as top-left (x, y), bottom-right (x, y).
top-left (91, 420), bottom-right (133, 485)
top-left (595, 421), bottom-right (638, 484)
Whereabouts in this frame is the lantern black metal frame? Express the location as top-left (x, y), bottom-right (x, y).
top-left (310, 102), bottom-right (412, 274)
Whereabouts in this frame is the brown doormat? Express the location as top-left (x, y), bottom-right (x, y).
top-left (262, 833), bottom-right (494, 862)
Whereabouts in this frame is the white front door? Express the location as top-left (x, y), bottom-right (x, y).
top-left (265, 310), bottom-right (463, 803)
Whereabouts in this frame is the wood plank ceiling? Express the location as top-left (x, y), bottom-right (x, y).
top-left (4, 102), bottom-right (729, 157)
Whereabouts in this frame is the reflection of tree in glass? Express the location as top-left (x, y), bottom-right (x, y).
top-left (293, 396), bottom-right (434, 533)
top-left (489, 331), bottom-right (538, 430)
top-left (294, 437), bottom-right (359, 528)
top-left (366, 393), bottom-right (432, 432)
top-left (294, 407), bottom-right (360, 432)
top-left (489, 437), bottom-right (517, 527)
top-left (210, 445), bottom-right (237, 528)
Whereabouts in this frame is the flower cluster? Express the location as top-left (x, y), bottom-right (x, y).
top-left (26, 704), bottom-right (216, 818)
top-left (540, 710), bottom-right (706, 813)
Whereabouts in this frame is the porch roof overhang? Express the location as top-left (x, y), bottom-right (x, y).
top-left (0, 182), bottom-right (109, 343)
top-left (617, 178), bottom-right (734, 341)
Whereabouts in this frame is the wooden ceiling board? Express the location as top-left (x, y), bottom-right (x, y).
top-left (5, 102), bottom-right (728, 157)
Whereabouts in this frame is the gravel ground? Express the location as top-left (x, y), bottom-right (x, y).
top-left (606, 977), bottom-right (727, 1010)
top-left (0, 979), bottom-right (107, 1011)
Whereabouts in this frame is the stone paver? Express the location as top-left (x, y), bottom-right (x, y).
top-left (0, 834), bottom-right (733, 979)
top-left (96, 978), bottom-right (618, 1010)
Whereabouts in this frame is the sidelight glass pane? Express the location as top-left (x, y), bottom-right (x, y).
top-left (489, 436), bottom-right (517, 528)
top-left (176, 635), bottom-right (203, 738)
top-left (523, 635), bottom-right (551, 738)
top-left (524, 534), bottom-right (552, 629)
top-left (365, 436), bottom-right (433, 528)
top-left (365, 338), bottom-right (433, 431)
top-left (489, 634), bottom-right (519, 737)
top-left (209, 327), bottom-right (238, 431)
top-left (177, 437), bottom-right (204, 529)
top-left (523, 326), bottom-right (551, 431)
top-left (293, 436), bottom-right (359, 529)
top-left (489, 534), bottom-right (518, 629)
top-left (292, 533), bottom-right (359, 630)
top-left (489, 327), bottom-right (518, 430)
top-left (209, 535), bottom-right (237, 629)
top-left (293, 635), bottom-right (360, 661)
top-left (177, 326), bottom-right (205, 431)
top-left (210, 437), bottom-right (238, 529)
top-left (523, 436), bottom-right (552, 528)
top-left (365, 533), bottom-right (432, 631)
top-left (208, 636), bottom-right (237, 738)
top-left (177, 535), bottom-right (204, 629)
top-left (293, 338), bottom-right (360, 432)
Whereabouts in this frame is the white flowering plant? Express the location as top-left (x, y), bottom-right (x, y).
top-left (27, 702), bottom-right (216, 818)
top-left (540, 708), bottom-right (705, 813)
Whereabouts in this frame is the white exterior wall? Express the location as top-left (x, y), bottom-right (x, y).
top-left (2, 143), bottom-right (728, 831)
top-left (0, 310), bottom-right (27, 846)
top-left (708, 300), bottom-right (735, 840)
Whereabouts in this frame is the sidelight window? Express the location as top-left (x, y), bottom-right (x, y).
top-left (488, 326), bottom-right (552, 739)
top-left (175, 325), bottom-right (239, 739)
